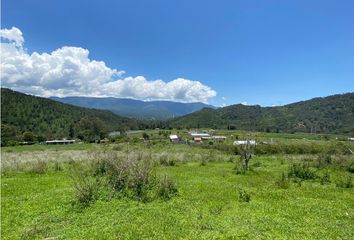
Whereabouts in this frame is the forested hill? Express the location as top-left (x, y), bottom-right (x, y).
top-left (169, 93), bottom-right (354, 135)
top-left (1, 88), bottom-right (143, 139)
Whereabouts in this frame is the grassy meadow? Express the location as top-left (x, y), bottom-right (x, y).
top-left (1, 131), bottom-right (354, 239)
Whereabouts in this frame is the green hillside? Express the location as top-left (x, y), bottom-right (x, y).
top-left (170, 93), bottom-right (354, 135)
top-left (1, 88), bottom-right (143, 140)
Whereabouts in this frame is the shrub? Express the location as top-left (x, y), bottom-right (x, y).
top-left (71, 170), bottom-right (101, 206)
top-left (157, 174), bottom-right (178, 200)
top-left (238, 188), bottom-right (251, 202)
top-left (129, 160), bottom-right (156, 201)
top-left (104, 159), bottom-right (131, 193)
top-left (336, 174), bottom-right (353, 188)
top-left (288, 163), bottom-right (317, 180)
top-left (275, 172), bottom-right (290, 189)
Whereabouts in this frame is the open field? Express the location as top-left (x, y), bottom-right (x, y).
top-left (1, 133), bottom-right (354, 239)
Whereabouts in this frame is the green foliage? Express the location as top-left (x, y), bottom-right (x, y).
top-left (1, 124), bottom-right (18, 146)
top-left (142, 132), bottom-right (150, 140)
top-left (1, 88), bottom-right (141, 139)
top-left (2, 147), bottom-right (354, 239)
top-left (76, 117), bottom-right (107, 142)
top-left (320, 170), bottom-right (331, 185)
top-left (71, 169), bottom-right (102, 207)
top-left (336, 174), bottom-right (353, 188)
top-left (288, 163), bottom-right (317, 181)
top-left (169, 92), bottom-right (354, 135)
top-left (157, 174), bottom-right (178, 200)
top-left (238, 188), bottom-right (251, 202)
top-left (22, 131), bottom-right (36, 142)
top-left (275, 172), bottom-right (290, 189)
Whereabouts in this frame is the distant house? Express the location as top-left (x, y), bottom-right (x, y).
top-left (194, 137), bottom-right (202, 143)
top-left (233, 140), bottom-right (256, 146)
top-left (212, 136), bottom-right (227, 141)
top-left (348, 137), bottom-right (354, 141)
top-left (99, 138), bottom-right (109, 144)
top-left (190, 133), bottom-right (210, 138)
top-left (169, 135), bottom-right (179, 143)
top-left (45, 139), bottom-right (76, 145)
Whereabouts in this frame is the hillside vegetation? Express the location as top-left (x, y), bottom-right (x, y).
top-left (1, 88), bottom-right (143, 140)
top-left (170, 93), bottom-right (354, 135)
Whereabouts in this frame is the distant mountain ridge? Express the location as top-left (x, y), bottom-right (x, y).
top-left (50, 96), bottom-right (215, 119)
top-left (169, 93), bottom-right (354, 135)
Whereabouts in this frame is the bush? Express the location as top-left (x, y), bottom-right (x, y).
top-left (71, 169), bottom-right (101, 206)
top-left (238, 188), bottom-right (251, 202)
top-left (129, 160), bottom-right (156, 201)
top-left (288, 163), bottom-right (317, 180)
top-left (157, 174), bottom-right (178, 200)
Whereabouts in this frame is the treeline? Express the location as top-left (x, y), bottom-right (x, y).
top-left (169, 93), bottom-right (354, 135)
top-left (0, 88), bottom-right (149, 145)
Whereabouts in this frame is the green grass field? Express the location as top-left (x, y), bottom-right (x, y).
top-left (1, 137), bottom-right (354, 239)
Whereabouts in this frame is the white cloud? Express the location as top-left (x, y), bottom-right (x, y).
top-left (0, 27), bottom-right (24, 47)
top-left (241, 101), bottom-right (249, 105)
top-left (0, 26), bottom-right (216, 103)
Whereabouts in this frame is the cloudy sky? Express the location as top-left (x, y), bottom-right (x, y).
top-left (1, 0), bottom-right (354, 106)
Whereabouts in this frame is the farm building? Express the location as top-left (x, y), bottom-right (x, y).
top-left (190, 133), bottom-right (210, 138)
top-left (348, 137), bottom-right (354, 141)
top-left (212, 136), bottom-right (227, 141)
top-left (169, 135), bottom-right (179, 143)
top-left (194, 137), bottom-right (202, 143)
top-left (45, 139), bottom-right (76, 145)
top-left (233, 140), bottom-right (256, 146)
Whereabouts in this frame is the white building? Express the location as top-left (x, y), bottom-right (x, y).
top-left (233, 140), bottom-right (256, 146)
top-left (169, 135), bottom-right (179, 143)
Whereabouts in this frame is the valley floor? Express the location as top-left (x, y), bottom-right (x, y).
top-left (1, 143), bottom-right (354, 239)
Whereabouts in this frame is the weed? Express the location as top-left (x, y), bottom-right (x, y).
top-left (238, 188), bottom-right (251, 202)
top-left (288, 163), bottom-right (317, 180)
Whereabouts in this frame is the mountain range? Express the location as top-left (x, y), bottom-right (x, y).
top-left (50, 96), bottom-right (215, 120)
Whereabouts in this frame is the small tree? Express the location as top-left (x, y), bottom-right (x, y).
top-left (237, 135), bottom-right (255, 171)
top-left (23, 131), bottom-right (36, 142)
top-left (142, 132), bottom-right (150, 140)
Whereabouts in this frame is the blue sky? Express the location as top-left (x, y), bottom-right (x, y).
top-left (2, 0), bottom-right (354, 106)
